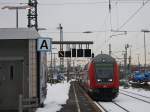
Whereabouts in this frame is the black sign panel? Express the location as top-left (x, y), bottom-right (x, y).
top-left (77, 49), bottom-right (83, 57)
top-left (58, 51), bottom-right (64, 57)
top-left (72, 49), bottom-right (76, 57)
top-left (84, 49), bottom-right (91, 57)
top-left (65, 51), bottom-right (71, 57)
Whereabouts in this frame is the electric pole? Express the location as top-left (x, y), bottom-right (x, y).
top-left (144, 31), bottom-right (146, 72)
top-left (50, 50), bottom-right (53, 84)
top-left (109, 44), bottom-right (112, 56)
top-left (128, 47), bottom-right (132, 76)
top-left (28, 0), bottom-right (38, 31)
top-left (124, 44), bottom-right (129, 78)
top-left (137, 54), bottom-right (140, 71)
top-left (58, 24), bottom-right (64, 73)
top-left (141, 29), bottom-right (150, 72)
top-left (128, 56), bottom-right (131, 74)
top-left (124, 44), bottom-right (129, 88)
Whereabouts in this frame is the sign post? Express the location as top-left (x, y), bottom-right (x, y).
top-left (37, 38), bottom-right (52, 52)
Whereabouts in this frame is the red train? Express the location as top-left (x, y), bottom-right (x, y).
top-left (80, 54), bottom-right (120, 101)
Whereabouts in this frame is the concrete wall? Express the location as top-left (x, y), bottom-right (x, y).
top-left (29, 39), bottom-right (37, 98)
top-left (0, 39), bottom-right (47, 110)
top-left (0, 40), bottom-right (29, 97)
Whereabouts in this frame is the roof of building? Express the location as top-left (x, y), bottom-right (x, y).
top-left (0, 28), bottom-right (40, 39)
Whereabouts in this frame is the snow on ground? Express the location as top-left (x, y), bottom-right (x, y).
top-left (36, 81), bottom-right (70, 112)
top-left (119, 86), bottom-right (150, 97)
top-left (113, 93), bottom-right (150, 112)
top-left (99, 86), bottom-right (150, 112)
top-left (97, 101), bottom-right (125, 112)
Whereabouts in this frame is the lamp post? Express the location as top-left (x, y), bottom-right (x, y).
top-left (57, 24), bottom-right (64, 73)
top-left (141, 30), bottom-right (150, 72)
top-left (49, 48), bottom-right (58, 84)
top-left (124, 44), bottom-right (129, 79)
top-left (2, 5), bottom-right (32, 28)
top-left (136, 53), bottom-right (141, 71)
top-left (123, 44), bottom-right (129, 88)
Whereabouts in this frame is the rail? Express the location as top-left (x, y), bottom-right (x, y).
top-left (119, 92), bottom-right (150, 104)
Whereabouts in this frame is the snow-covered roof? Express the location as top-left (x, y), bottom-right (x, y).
top-left (0, 28), bottom-right (40, 39)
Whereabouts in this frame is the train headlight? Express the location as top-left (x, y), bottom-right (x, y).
top-left (108, 79), bottom-right (113, 81)
top-left (97, 79), bottom-right (102, 82)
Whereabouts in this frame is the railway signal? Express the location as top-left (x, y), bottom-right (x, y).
top-left (58, 51), bottom-right (64, 57)
top-left (84, 49), bottom-right (91, 57)
top-left (77, 49), bottom-right (83, 57)
top-left (65, 51), bottom-right (71, 57)
top-left (92, 53), bottom-right (94, 58)
top-left (72, 49), bottom-right (76, 57)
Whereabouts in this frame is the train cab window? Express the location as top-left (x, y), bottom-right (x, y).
top-left (10, 65), bottom-right (14, 80)
top-left (95, 63), bottom-right (114, 79)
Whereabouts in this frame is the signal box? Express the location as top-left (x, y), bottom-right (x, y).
top-left (65, 51), bottom-right (71, 57)
top-left (58, 51), bottom-right (64, 57)
top-left (72, 49), bottom-right (76, 57)
top-left (77, 49), bottom-right (83, 57)
top-left (84, 49), bottom-right (91, 57)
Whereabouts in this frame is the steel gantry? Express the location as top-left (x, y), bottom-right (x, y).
top-left (28, 0), bottom-right (38, 30)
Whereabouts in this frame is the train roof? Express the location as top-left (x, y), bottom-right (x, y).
top-left (92, 54), bottom-right (116, 63)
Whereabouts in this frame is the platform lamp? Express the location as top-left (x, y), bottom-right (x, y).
top-left (2, 5), bottom-right (32, 28)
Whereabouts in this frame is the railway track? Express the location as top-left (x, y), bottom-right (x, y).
top-left (119, 91), bottom-right (150, 104)
top-left (112, 101), bottom-right (130, 112)
top-left (120, 89), bottom-right (150, 99)
top-left (94, 102), bottom-right (108, 112)
top-left (95, 101), bottom-right (130, 112)
top-left (93, 89), bottom-right (150, 112)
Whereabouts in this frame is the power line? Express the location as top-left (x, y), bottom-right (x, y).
top-left (40, 30), bottom-right (145, 34)
top-left (117, 0), bottom-right (150, 30)
top-left (39, 2), bottom-right (107, 6)
top-left (38, 2), bottom-right (149, 6)
top-left (0, 1), bottom-right (148, 6)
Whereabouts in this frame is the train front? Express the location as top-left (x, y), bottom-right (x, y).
top-left (89, 54), bottom-right (119, 101)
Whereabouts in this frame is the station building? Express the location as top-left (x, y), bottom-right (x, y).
top-left (0, 28), bottom-right (47, 111)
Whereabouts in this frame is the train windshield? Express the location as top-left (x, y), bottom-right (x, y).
top-left (95, 63), bottom-right (114, 79)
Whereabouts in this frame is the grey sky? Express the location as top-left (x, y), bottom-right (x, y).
top-left (0, 0), bottom-right (150, 64)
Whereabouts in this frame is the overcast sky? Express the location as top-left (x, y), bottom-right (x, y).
top-left (0, 0), bottom-right (150, 65)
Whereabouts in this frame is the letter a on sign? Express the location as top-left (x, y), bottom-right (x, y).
top-left (37, 38), bottom-right (52, 52)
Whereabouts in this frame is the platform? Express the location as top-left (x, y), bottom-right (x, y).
top-left (59, 81), bottom-right (101, 112)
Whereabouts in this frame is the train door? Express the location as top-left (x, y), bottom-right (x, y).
top-left (0, 60), bottom-right (23, 110)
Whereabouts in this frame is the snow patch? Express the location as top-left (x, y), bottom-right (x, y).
top-left (36, 81), bottom-right (70, 112)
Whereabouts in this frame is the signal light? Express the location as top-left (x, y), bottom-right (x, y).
top-left (84, 49), bottom-right (91, 57)
top-left (72, 49), bottom-right (76, 57)
top-left (92, 53), bottom-right (94, 58)
top-left (65, 51), bottom-right (71, 57)
top-left (77, 49), bottom-right (83, 57)
top-left (58, 51), bottom-right (64, 57)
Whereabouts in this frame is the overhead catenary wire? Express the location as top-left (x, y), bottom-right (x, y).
top-left (117, 0), bottom-right (150, 30)
top-left (0, 1), bottom-right (148, 6)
